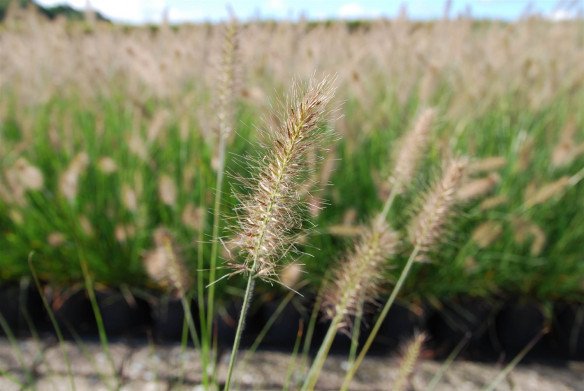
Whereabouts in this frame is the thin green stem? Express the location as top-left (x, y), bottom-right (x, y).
top-left (234, 291), bottom-right (296, 389)
top-left (180, 294), bottom-right (201, 350)
top-left (283, 319), bottom-right (304, 391)
top-left (301, 311), bottom-right (344, 391)
top-left (379, 189), bottom-right (397, 222)
top-left (207, 136), bottom-right (227, 334)
top-left (482, 328), bottom-right (546, 391)
top-left (301, 271), bottom-right (329, 365)
top-left (223, 273), bottom-right (256, 391)
top-left (0, 312), bottom-right (33, 387)
top-left (196, 167), bottom-right (212, 389)
top-left (29, 256), bottom-right (76, 391)
top-left (347, 295), bottom-right (365, 370)
top-left (245, 291), bottom-right (295, 359)
top-left (340, 246), bottom-right (420, 391)
top-left (177, 311), bottom-right (189, 389)
top-left (426, 332), bottom-right (470, 391)
top-left (79, 258), bottom-right (118, 390)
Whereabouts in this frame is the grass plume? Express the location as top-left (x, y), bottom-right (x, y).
top-left (224, 76), bottom-right (335, 391)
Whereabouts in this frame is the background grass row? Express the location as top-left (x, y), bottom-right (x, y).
top-left (1, 10), bottom-right (583, 305)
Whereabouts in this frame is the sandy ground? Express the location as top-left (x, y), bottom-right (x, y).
top-left (0, 338), bottom-right (582, 390)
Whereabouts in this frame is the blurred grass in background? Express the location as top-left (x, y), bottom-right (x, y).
top-left (0, 6), bottom-right (583, 304)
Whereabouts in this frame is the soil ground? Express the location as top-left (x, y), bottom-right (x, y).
top-left (0, 338), bottom-right (582, 390)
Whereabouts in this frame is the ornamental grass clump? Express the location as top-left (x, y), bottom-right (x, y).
top-left (302, 220), bottom-right (399, 389)
top-left (339, 158), bottom-right (467, 390)
top-left (303, 110), bottom-right (441, 390)
top-left (223, 76), bottom-right (336, 391)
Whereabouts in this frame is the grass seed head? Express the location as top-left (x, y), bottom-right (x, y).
top-left (523, 176), bottom-right (571, 208)
top-left (59, 152), bottom-right (89, 202)
top-left (390, 108), bottom-right (436, 194)
top-left (323, 219), bottom-right (399, 330)
top-left (232, 76), bottom-right (336, 281)
top-left (158, 174), bottom-right (177, 206)
top-left (471, 221), bottom-right (503, 248)
top-left (393, 332), bottom-right (426, 391)
top-left (408, 158), bottom-right (467, 255)
top-left (216, 17), bottom-right (240, 140)
top-left (144, 227), bottom-right (191, 297)
top-left (467, 156), bottom-right (507, 175)
top-left (457, 172), bottom-right (500, 202)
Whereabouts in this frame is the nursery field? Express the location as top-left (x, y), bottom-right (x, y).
top-left (0, 5), bottom-right (584, 390)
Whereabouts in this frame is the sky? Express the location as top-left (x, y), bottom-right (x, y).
top-left (34, 0), bottom-right (583, 24)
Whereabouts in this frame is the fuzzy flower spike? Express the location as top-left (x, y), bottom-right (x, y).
top-left (231, 77), bottom-right (336, 283)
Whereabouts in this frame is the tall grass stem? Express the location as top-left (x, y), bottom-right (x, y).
top-left (340, 245), bottom-right (421, 391)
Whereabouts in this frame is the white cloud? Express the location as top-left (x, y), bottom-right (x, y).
top-left (36, 0), bottom-right (168, 23)
top-left (337, 3), bottom-right (380, 20)
top-left (266, 0), bottom-right (286, 12)
top-left (547, 8), bottom-right (579, 21)
top-left (338, 3), bottom-right (363, 18)
top-left (167, 7), bottom-right (205, 23)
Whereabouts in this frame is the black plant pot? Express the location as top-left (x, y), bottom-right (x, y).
top-left (495, 300), bottom-right (548, 359)
top-left (151, 295), bottom-right (199, 342)
top-left (0, 282), bottom-right (44, 337)
top-left (311, 302), bottom-right (424, 355)
top-left (51, 289), bottom-right (97, 338)
top-left (367, 302), bottom-right (426, 355)
top-left (257, 295), bottom-right (308, 350)
top-left (96, 290), bottom-right (151, 338)
top-left (426, 298), bottom-right (498, 361)
top-left (551, 302), bottom-right (584, 361)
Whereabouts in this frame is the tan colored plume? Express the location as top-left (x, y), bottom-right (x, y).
top-left (408, 158), bottom-right (467, 255)
top-left (232, 77), bottom-right (336, 281)
top-left (390, 108), bottom-right (436, 194)
top-left (393, 333), bottom-right (426, 391)
top-left (143, 228), bottom-right (191, 298)
top-left (323, 219), bottom-right (399, 330)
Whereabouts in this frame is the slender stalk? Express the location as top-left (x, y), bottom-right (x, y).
top-left (208, 16), bottom-right (238, 339)
top-left (301, 311), bottom-right (344, 391)
top-left (235, 291), bottom-right (296, 389)
top-left (244, 291), bottom-right (295, 360)
top-left (379, 188), bottom-right (397, 223)
top-left (301, 271), bottom-right (329, 363)
top-left (482, 328), bottom-right (546, 391)
top-left (196, 168), bottom-right (212, 388)
top-left (340, 246), bottom-right (420, 391)
top-left (177, 310), bottom-right (189, 389)
top-left (347, 294), bottom-right (365, 370)
top-left (283, 320), bottom-right (304, 391)
top-left (180, 294), bottom-right (201, 350)
top-left (0, 312), bottom-right (32, 387)
top-left (426, 332), bottom-right (470, 391)
top-left (223, 273), bottom-right (256, 391)
top-left (79, 258), bottom-right (118, 390)
top-left (29, 256), bottom-right (76, 391)
top-left (207, 135), bottom-right (227, 333)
